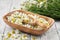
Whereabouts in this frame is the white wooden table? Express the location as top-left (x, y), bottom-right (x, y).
top-left (0, 0), bottom-right (60, 40)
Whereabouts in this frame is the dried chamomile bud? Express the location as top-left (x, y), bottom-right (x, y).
top-left (12, 30), bottom-right (15, 34)
top-left (7, 32), bottom-right (11, 38)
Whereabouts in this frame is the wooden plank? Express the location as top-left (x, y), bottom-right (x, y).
top-left (40, 23), bottom-right (59, 40)
top-left (0, 0), bottom-right (13, 40)
top-left (55, 21), bottom-right (60, 40)
top-left (40, 34), bottom-right (48, 40)
top-left (0, 0), bottom-right (13, 34)
top-left (0, 34), bottom-right (3, 40)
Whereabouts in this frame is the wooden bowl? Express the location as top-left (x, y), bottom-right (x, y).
top-left (3, 10), bottom-right (55, 35)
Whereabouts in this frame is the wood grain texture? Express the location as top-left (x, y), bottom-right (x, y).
top-left (0, 0), bottom-right (12, 34)
top-left (42, 23), bottom-right (59, 40)
top-left (0, 0), bottom-right (60, 40)
top-left (0, 0), bottom-right (13, 40)
top-left (55, 21), bottom-right (60, 40)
